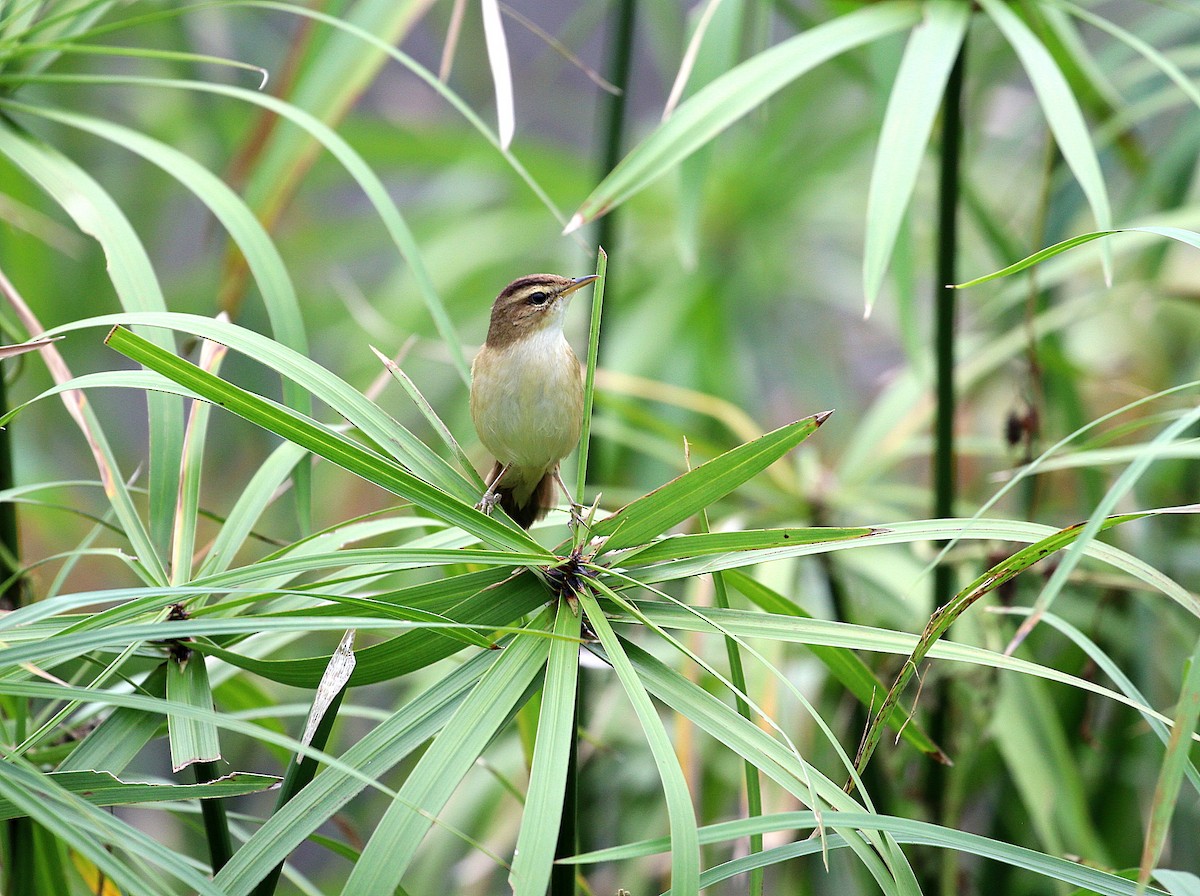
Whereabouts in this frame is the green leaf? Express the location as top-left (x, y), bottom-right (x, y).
top-left (0, 770), bottom-right (277, 821)
top-left (480, 0), bottom-right (514, 148)
top-left (565, 3), bottom-right (922, 231)
top-left (616, 526), bottom-right (875, 567)
top-left (1139, 638), bottom-right (1200, 890)
top-left (592, 412), bottom-right (831, 553)
top-left (165, 647), bottom-right (221, 772)
top-left (213, 649), bottom-right (499, 894)
top-left (171, 337), bottom-right (227, 583)
top-left (508, 601), bottom-right (581, 895)
top-left (198, 570), bottom-right (546, 687)
top-left (341, 611), bottom-right (554, 894)
top-left (613, 636), bottom-right (918, 893)
top-left (0, 759), bottom-right (226, 896)
top-left (725, 570), bottom-right (945, 762)
top-left (566, 810), bottom-right (1170, 896)
top-left (0, 125), bottom-right (172, 582)
top-left (580, 592), bottom-right (701, 894)
top-left (977, 0), bottom-right (1113, 279)
top-left (956, 226), bottom-right (1200, 288)
top-left (611, 600), bottom-right (1191, 732)
top-left (101, 323), bottom-right (545, 554)
top-left (863, 0), bottom-right (969, 311)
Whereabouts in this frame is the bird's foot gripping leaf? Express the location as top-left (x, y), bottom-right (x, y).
top-left (475, 489), bottom-right (502, 516)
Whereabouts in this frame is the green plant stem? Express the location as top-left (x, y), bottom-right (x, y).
top-left (594, 0), bottom-right (636, 263)
top-left (194, 759), bottom-right (234, 873)
top-left (570, 1), bottom-right (636, 869)
top-left (1, 390), bottom-right (26, 896)
top-left (573, 248), bottom-right (608, 554)
top-left (253, 685), bottom-right (348, 896)
top-left (550, 698), bottom-right (578, 896)
top-left (933, 48), bottom-right (965, 563)
top-left (0, 338), bottom-right (21, 612)
top-left (929, 40), bottom-right (966, 896)
top-left (702, 510), bottom-right (763, 896)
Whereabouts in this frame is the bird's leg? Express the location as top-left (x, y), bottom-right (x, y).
top-left (553, 468), bottom-right (586, 530)
top-left (476, 463), bottom-right (511, 515)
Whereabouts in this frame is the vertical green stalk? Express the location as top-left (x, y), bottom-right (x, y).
top-left (0, 336), bottom-right (21, 611)
top-left (194, 759), bottom-right (233, 874)
top-left (252, 686), bottom-right (348, 896)
top-left (928, 40), bottom-right (967, 896)
top-left (933, 46), bottom-right (965, 556)
top-left (550, 697), bottom-right (578, 896)
top-left (702, 512), bottom-right (763, 896)
top-left (0, 266), bottom-right (27, 896)
top-left (594, 0), bottom-right (636, 262)
top-left (574, 249), bottom-right (608, 539)
top-left (563, 5), bottom-right (637, 881)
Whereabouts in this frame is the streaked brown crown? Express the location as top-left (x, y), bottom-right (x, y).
top-left (484, 274), bottom-right (594, 348)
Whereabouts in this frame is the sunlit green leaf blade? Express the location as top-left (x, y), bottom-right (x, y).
top-left (1139, 638), bottom-right (1200, 889)
top-left (593, 412), bottom-right (831, 553)
top-left (977, 0), bottom-right (1113, 278)
top-left (508, 601), bottom-right (580, 895)
top-left (565, 3), bottom-right (921, 231)
top-left (726, 570), bottom-right (944, 761)
top-left (102, 324), bottom-right (544, 554)
top-left (165, 649), bottom-right (221, 772)
top-left (863, 0), bottom-right (968, 311)
top-left (580, 592), bottom-right (700, 894)
top-left (341, 611), bottom-right (553, 895)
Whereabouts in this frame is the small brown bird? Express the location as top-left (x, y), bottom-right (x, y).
top-left (470, 273), bottom-right (597, 528)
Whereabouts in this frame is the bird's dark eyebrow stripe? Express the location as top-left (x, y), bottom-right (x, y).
top-left (498, 274), bottom-right (561, 299)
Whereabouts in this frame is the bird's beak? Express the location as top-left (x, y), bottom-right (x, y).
top-left (560, 274), bottom-right (599, 296)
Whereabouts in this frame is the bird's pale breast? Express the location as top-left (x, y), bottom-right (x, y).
top-left (470, 328), bottom-right (582, 480)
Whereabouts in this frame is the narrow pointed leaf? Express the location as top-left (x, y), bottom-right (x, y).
top-left (103, 325), bottom-right (545, 555)
top-left (580, 592), bottom-right (700, 894)
top-left (565, 3), bottom-right (921, 231)
top-left (863, 0), bottom-right (969, 311)
top-left (0, 771), bottom-right (277, 821)
top-left (616, 525), bottom-right (875, 566)
top-left (978, 0), bottom-right (1113, 279)
top-left (198, 570), bottom-right (544, 688)
top-left (956, 226), bottom-right (1200, 288)
top-left (1139, 639), bottom-right (1200, 889)
top-left (593, 412), bottom-right (831, 553)
top-left (508, 601), bottom-right (581, 895)
top-left (480, 0), bottom-right (515, 148)
top-left (166, 650), bottom-right (221, 772)
top-left (341, 611), bottom-right (553, 894)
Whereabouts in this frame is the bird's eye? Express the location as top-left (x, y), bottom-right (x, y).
top-left (527, 291), bottom-right (550, 306)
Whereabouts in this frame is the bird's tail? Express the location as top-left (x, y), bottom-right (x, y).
top-left (488, 462), bottom-right (557, 529)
